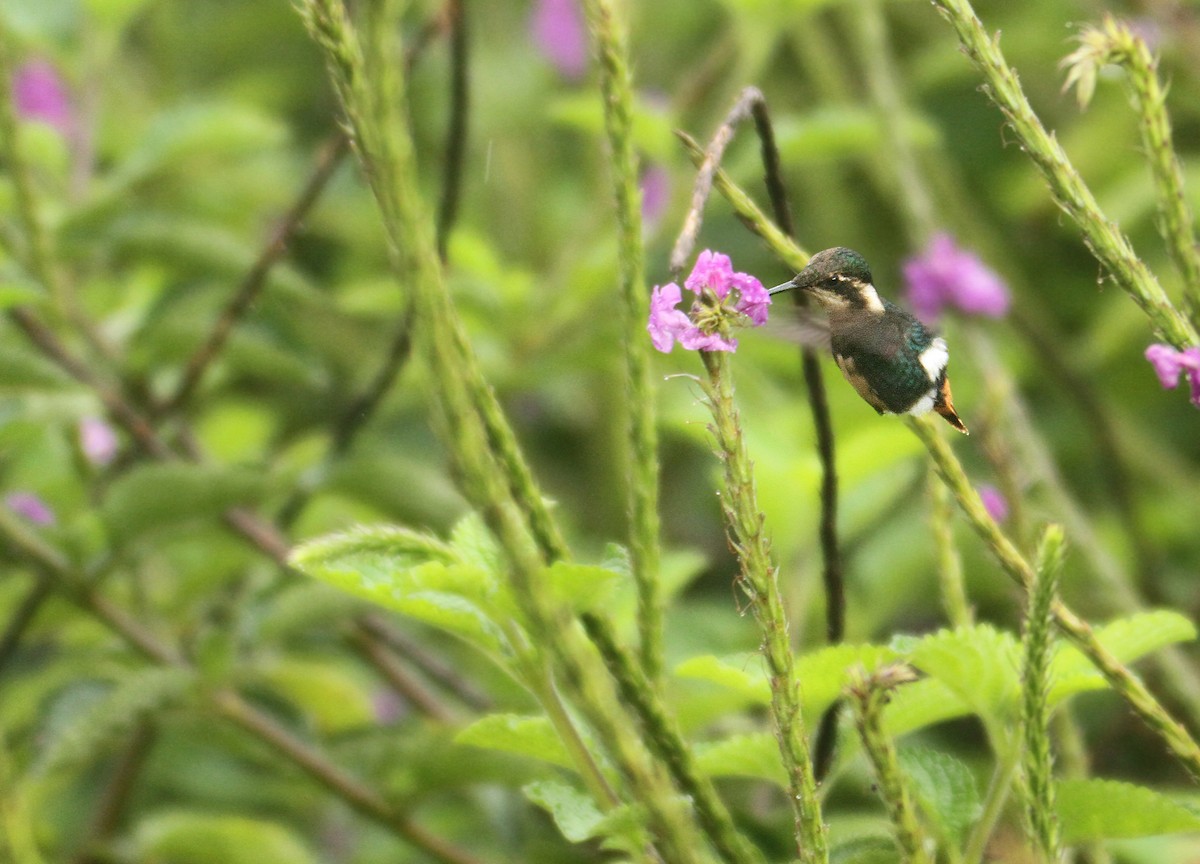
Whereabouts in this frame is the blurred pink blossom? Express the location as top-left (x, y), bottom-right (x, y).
top-left (1145, 343), bottom-right (1200, 408)
top-left (531, 0), bottom-right (588, 80)
top-left (977, 484), bottom-right (1009, 523)
top-left (79, 416), bottom-right (118, 466)
top-left (6, 491), bottom-right (55, 525)
top-left (903, 233), bottom-right (1010, 324)
top-left (12, 59), bottom-right (72, 135)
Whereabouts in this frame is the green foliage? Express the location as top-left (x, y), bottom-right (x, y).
top-left (1057, 779), bottom-right (1200, 842)
top-left (3, 0), bottom-right (1200, 862)
top-left (131, 812), bottom-right (318, 864)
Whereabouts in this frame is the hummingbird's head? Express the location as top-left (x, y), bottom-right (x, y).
top-left (769, 247), bottom-right (884, 313)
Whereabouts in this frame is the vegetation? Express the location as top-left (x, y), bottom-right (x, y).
top-left (2, 0), bottom-right (1200, 862)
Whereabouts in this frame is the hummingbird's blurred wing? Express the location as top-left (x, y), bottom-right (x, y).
top-left (761, 308), bottom-right (832, 351)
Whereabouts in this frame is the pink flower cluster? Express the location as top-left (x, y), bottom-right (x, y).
top-left (647, 251), bottom-right (770, 353)
top-left (902, 233), bottom-right (1010, 323)
top-left (1145, 343), bottom-right (1200, 408)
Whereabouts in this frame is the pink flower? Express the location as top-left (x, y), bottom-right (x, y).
top-left (12, 59), bottom-right (72, 135)
top-left (79, 416), bottom-right (118, 466)
top-left (6, 491), bottom-right (55, 526)
top-left (978, 485), bottom-right (1009, 523)
top-left (531, 0), bottom-right (588, 80)
top-left (647, 251), bottom-right (770, 353)
top-left (1145, 343), bottom-right (1200, 408)
top-left (903, 233), bottom-right (1010, 324)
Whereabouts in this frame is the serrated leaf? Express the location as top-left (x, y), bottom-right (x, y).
top-left (254, 659), bottom-right (375, 734)
top-left (523, 780), bottom-right (605, 843)
top-left (907, 625), bottom-right (1021, 724)
top-left (449, 512), bottom-right (505, 575)
top-left (102, 463), bottom-right (266, 541)
top-left (798, 643), bottom-right (901, 717)
top-left (1058, 778), bottom-right (1200, 842)
top-left (882, 678), bottom-right (972, 739)
top-left (291, 526), bottom-right (513, 656)
top-left (132, 812), bottom-right (317, 864)
top-left (1050, 611), bottom-right (1197, 706)
top-left (675, 643), bottom-right (898, 717)
top-left (694, 733), bottom-right (785, 784)
top-left (898, 746), bottom-right (981, 845)
top-left (456, 714), bottom-right (574, 770)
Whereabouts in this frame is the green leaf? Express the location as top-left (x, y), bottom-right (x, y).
top-left (829, 836), bottom-right (904, 864)
top-left (103, 463), bottom-right (266, 541)
top-left (1050, 611), bottom-right (1197, 706)
top-left (456, 714), bottom-right (574, 770)
top-left (882, 678), bottom-right (972, 739)
top-left (675, 643), bottom-right (898, 716)
top-left (898, 746), bottom-right (981, 845)
top-left (694, 733), bottom-right (785, 785)
top-left (797, 643), bottom-right (901, 717)
top-left (449, 511), bottom-right (505, 575)
top-left (291, 525), bottom-right (514, 656)
top-left (253, 659), bottom-right (375, 734)
top-left (771, 107), bottom-right (940, 164)
top-left (132, 812), bottom-right (318, 864)
top-left (906, 625), bottom-right (1021, 725)
top-left (1058, 778), bottom-right (1200, 842)
top-left (543, 561), bottom-right (624, 613)
top-left (37, 668), bottom-right (195, 777)
top-left (673, 654), bottom-right (769, 704)
top-left (523, 780), bottom-right (606, 843)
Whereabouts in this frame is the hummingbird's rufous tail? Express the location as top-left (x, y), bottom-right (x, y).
top-left (935, 376), bottom-right (969, 435)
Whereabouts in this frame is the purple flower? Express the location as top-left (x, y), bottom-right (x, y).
top-left (6, 491), bottom-right (55, 526)
top-left (647, 251), bottom-right (770, 353)
top-left (12, 59), bottom-right (72, 135)
top-left (1145, 343), bottom-right (1200, 408)
top-left (902, 234), bottom-right (1010, 324)
top-left (531, 0), bottom-right (588, 80)
top-left (79, 416), bottom-right (118, 466)
top-left (978, 485), bottom-right (1009, 523)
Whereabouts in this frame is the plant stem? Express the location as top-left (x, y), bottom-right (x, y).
top-left (700, 349), bottom-right (827, 864)
top-left (1022, 526), bottom-right (1065, 863)
top-left (906, 414), bottom-right (1200, 781)
top-left (581, 0), bottom-right (664, 684)
top-left (931, 0), bottom-right (1198, 347)
top-left (930, 473), bottom-right (973, 628)
top-left (962, 743), bottom-right (1020, 864)
top-left (847, 665), bottom-right (933, 864)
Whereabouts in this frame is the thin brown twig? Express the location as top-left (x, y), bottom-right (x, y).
top-left (156, 134), bottom-right (350, 417)
top-left (347, 625), bottom-right (459, 724)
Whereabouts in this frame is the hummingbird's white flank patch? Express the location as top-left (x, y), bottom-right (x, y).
top-left (918, 337), bottom-right (950, 380)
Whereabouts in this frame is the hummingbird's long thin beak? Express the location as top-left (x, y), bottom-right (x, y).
top-left (767, 280), bottom-right (795, 296)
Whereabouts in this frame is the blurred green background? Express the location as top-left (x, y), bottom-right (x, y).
top-left (2, 0), bottom-right (1200, 861)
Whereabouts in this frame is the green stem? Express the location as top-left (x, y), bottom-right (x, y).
top-left (700, 350), bottom-right (827, 864)
top-left (932, 0), bottom-right (1198, 347)
top-left (583, 614), bottom-right (766, 864)
top-left (906, 414), bottom-right (1200, 781)
top-left (1022, 527), bottom-right (1065, 863)
top-left (929, 472), bottom-right (973, 628)
top-left (1092, 15), bottom-right (1200, 323)
top-left (962, 743), bottom-right (1020, 864)
top-left (580, 0), bottom-right (664, 684)
top-left (847, 665), bottom-right (933, 864)
top-left (0, 732), bottom-right (47, 864)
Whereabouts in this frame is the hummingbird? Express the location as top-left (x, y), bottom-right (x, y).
top-left (768, 247), bottom-right (968, 434)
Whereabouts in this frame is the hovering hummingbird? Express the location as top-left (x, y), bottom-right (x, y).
top-left (769, 247), bottom-right (968, 434)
